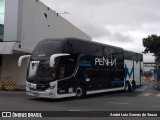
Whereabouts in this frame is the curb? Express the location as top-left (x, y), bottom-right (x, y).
top-left (15, 88), bottom-right (26, 92)
top-left (0, 89), bottom-right (26, 92)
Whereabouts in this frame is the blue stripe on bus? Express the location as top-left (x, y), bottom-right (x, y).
top-left (79, 63), bottom-right (91, 67)
top-left (124, 64), bottom-right (134, 78)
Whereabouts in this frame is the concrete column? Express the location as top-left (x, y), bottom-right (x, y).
top-left (1, 54), bottom-right (28, 89)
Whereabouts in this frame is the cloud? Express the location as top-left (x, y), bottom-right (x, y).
top-left (40, 0), bottom-right (160, 62)
top-left (111, 32), bottom-right (133, 43)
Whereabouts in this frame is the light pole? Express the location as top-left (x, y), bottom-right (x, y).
top-left (56, 12), bottom-right (69, 16)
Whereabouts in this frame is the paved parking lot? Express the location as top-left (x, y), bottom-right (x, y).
top-left (0, 81), bottom-right (160, 120)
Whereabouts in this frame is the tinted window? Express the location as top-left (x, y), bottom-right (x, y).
top-left (69, 40), bottom-right (103, 57)
top-left (68, 40), bottom-right (80, 54)
top-left (114, 48), bottom-right (123, 60)
top-left (62, 42), bottom-right (69, 53)
top-left (32, 41), bottom-right (63, 57)
top-left (124, 51), bottom-right (143, 61)
top-left (124, 51), bottom-right (133, 60)
top-left (104, 47), bottom-right (115, 57)
top-left (133, 53), bottom-right (142, 61)
top-left (58, 55), bottom-right (78, 79)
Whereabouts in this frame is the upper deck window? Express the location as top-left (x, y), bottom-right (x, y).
top-left (32, 40), bottom-right (63, 57)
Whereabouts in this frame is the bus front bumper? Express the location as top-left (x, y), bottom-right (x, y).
top-left (26, 81), bottom-right (58, 98)
top-left (26, 90), bottom-right (56, 98)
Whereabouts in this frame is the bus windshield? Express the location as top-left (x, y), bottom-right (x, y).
top-left (27, 60), bottom-right (55, 83)
top-left (27, 40), bottom-right (63, 83)
top-left (32, 40), bottom-right (63, 57)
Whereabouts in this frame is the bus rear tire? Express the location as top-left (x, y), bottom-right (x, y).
top-left (124, 81), bottom-right (132, 92)
top-left (75, 85), bottom-right (86, 99)
top-left (131, 80), bottom-right (136, 91)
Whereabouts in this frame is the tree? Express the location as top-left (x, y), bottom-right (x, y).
top-left (143, 34), bottom-right (160, 62)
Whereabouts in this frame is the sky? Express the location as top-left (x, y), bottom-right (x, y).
top-left (40, 0), bottom-right (160, 62)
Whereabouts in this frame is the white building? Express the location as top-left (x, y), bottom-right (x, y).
top-left (0, 0), bottom-right (91, 89)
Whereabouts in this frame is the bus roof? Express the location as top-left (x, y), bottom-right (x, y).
top-left (41, 37), bottom-right (123, 50)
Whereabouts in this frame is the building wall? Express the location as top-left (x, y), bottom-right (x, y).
top-left (3, 0), bottom-right (91, 51)
top-left (19, 0), bottom-right (91, 51)
top-left (0, 0), bottom-right (5, 42)
top-left (1, 0), bottom-right (91, 87)
top-left (1, 54), bottom-right (28, 87)
top-left (3, 0), bottom-right (19, 42)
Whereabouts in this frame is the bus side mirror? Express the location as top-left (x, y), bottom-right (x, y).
top-left (50, 53), bottom-right (70, 67)
top-left (18, 55), bottom-right (31, 67)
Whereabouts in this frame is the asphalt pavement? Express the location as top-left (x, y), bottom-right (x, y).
top-left (0, 80), bottom-right (160, 120)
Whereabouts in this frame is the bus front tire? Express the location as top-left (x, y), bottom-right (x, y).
top-left (75, 85), bottom-right (86, 99)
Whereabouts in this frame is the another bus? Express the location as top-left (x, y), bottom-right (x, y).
top-left (18, 37), bottom-right (143, 99)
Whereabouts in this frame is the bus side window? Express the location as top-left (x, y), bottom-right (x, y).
top-left (58, 55), bottom-right (77, 79)
top-left (59, 65), bottom-right (75, 78)
top-left (68, 43), bottom-right (73, 53)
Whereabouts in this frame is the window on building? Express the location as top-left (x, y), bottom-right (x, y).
top-left (0, 0), bottom-right (5, 42)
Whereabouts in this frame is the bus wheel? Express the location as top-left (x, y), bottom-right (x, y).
top-left (124, 82), bottom-right (131, 92)
top-left (131, 80), bottom-right (136, 91)
top-left (75, 85), bottom-right (86, 99)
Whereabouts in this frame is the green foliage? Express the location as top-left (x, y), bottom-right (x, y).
top-left (143, 34), bottom-right (160, 62)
